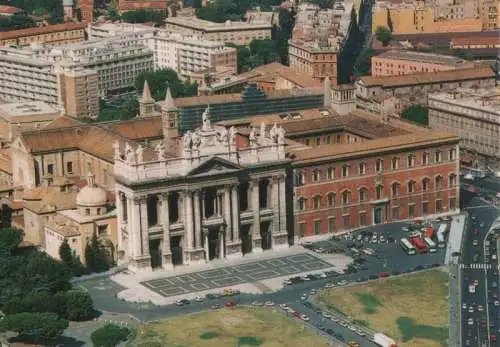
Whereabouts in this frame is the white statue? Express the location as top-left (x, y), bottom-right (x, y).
top-left (184, 131), bottom-right (193, 149)
top-left (219, 127), bottom-right (228, 144)
top-left (260, 122), bottom-right (266, 138)
top-left (192, 131), bottom-right (201, 149)
top-left (112, 140), bottom-right (121, 160)
top-left (270, 123), bottom-right (278, 142)
top-left (201, 105), bottom-right (211, 131)
top-left (135, 145), bottom-right (144, 164)
top-left (229, 126), bottom-right (237, 145)
top-left (155, 142), bottom-right (165, 160)
top-left (124, 143), bottom-right (135, 163)
top-left (249, 127), bottom-right (256, 146)
top-left (278, 126), bottom-right (286, 145)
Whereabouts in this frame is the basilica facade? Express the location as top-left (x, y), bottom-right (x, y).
top-left (113, 107), bottom-right (292, 271)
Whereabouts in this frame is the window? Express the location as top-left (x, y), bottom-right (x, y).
top-left (298, 197), bottom-right (306, 211)
top-left (359, 188), bottom-right (368, 202)
top-left (435, 199), bottom-right (442, 212)
top-left (66, 161), bottom-right (73, 174)
top-left (408, 204), bottom-right (416, 218)
top-left (391, 157), bottom-right (399, 170)
top-left (295, 171), bottom-right (305, 185)
top-left (342, 190), bottom-right (351, 205)
top-left (391, 182), bottom-right (400, 197)
top-left (85, 208), bottom-right (90, 216)
top-left (328, 217), bottom-right (336, 233)
top-left (392, 206), bottom-right (399, 219)
top-left (342, 215), bottom-right (350, 228)
top-left (47, 164), bottom-right (54, 175)
top-left (98, 225), bottom-right (108, 236)
top-left (422, 201), bottom-right (429, 214)
top-left (376, 159), bottom-right (383, 172)
top-left (314, 220), bottom-right (321, 235)
top-left (326, 136), bottom-right (331, 144)
top-left (435, 176), bottom-right (442, 190)
top-left (327, 193), bottom-right (336, 207)
top-left (327, 167), bottom-right (334, 180)
top-left (422, 152), bottom-right (429, 165)
top-left (299, 222), bottom-right (306, 237)
top-left (449, 197), bottom-right (456, 210)
top-left (358, 162), bottom-right (367, 175)
top-left (407, 155), bottom-right (415, 168)
top-left (449, 148), bottom-right (456, 161)
top-left (312, 170), bottom-right (320, 182)
top-left (408, 180), bottom-right (415, 193)
top-left (342, 165), bottom-right (349, 178)
top-left (449, 174), bottom-right (457, 187)
top-left (435, 150), bottom-right (441, 163)
top-left (422, 178), bottom-right (430, 192)
top-left (376, 185), bottom-right (383, 200)
top-left (315, 137), bottom-right (321, 146)
top-left (359, 212), bottom-right (367, 226)
top-left (313, 195), bottom-right (321, 209)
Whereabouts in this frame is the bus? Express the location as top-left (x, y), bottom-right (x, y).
top-left (400, 238), bottom-right (417, 255)
top-left (410, 237), bottom-right (427, 253)
top-left (436, 223), bottom-right (447, 248)
top-left (424, 237), bottom-right (437, 253)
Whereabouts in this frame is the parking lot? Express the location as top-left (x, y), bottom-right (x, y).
top-left (141, 253), bottom-right (332, 298)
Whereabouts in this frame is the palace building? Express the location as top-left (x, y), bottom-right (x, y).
top-left (114, 106), bottom-right (290, 271)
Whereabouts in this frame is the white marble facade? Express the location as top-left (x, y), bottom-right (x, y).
top-left (114, 107), bottom-right (290, 271)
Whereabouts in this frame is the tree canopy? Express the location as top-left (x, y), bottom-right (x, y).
top-left (135, 68), bottom-right (198, 101)
top-left (401, 104), bottom-right (428, 126)
top-left (0, 312), bottom-right (68, 342)
top-left (196, 0), bottom-right (281, 23)
top-left (0, 0), bottom-right (64, 24)
top-left (91, 324), bottom-right (131, 347)
top-left (375, 26), bottom-right (392, 46)
top-left (59, 238), bottom-right (85, 276)
top-left (353, 46), bottom-right (376, 77)
top-left (121, 9), bottom-right (167, 25)
top-left (85, 231), bottom-right (110, 274)
top-left (228, 38), bottom-right (282, 73)
top-left (0, 14), bottom-right (36, 32)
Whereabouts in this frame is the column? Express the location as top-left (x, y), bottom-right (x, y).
top-left (250, 179), bottom-right (262, 252)
top-left (128, 196), bottom-right (140, 259)
top-left (177, 191), bottom-right (184, 221)
top-left (201, 190), bottom-right (206, 219)
top-left (279, 175), bottom-right (288, 248)
top-left (184, 190), bottom-right (194, 261)
top-left (115, 192), bottom-right (123, 258)
top-left (219, 225), bottom-right (225, 258)
top-left (203, 227), bottom-right (209, 261)
top-left (139, 196), bottom-right (150, 258)
top-left (223, 186), bottom-right (232, 240)
top-left (161, 192), bottom-right (172, 269)
top-left (231, 184), bottom-right (239, 243)
top-left (194, 190), bottom-right (202, 249)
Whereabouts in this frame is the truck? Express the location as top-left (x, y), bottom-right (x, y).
top-left (373, 333), bottom-right (397, 347)
top-left (436, 223), bottom-right (447, 248)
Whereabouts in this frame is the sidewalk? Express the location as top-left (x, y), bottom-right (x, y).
top-left (445, 214), bottom-right (466, 265)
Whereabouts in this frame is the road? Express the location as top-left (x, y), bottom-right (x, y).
top-left (459, 190), bottom-right (500, 347)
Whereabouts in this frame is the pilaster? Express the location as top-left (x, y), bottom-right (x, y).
top-left (184, 189), bottom-right (194, 264)
top-left (161, 192), bottom-right (173, 270)
top-left (250, 179), bottom-right (262, 253)
top-left (116, 192), bottom-right (124, 259)
top-left (194, 190), bottom-right (202, 249)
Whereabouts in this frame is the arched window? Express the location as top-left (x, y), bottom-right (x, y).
top-left (407, 154), bottom-right (415, 168)
top-left (449, 148), bottom-right (456, 161)
top-left (435, 175), bottom-right (442, 190)
top-left (422, 152), bottom-right (429, 165)
top-left (342, 190), bottom-right (351, 205)
top-left (327, 193), bottom-right (336, 207)
top-left (358, 162), bottom-right (367, 175)
top-left (312, 169), bottom-right (321, 182)
top-left (392, 182), bottom-right (400, 197)
top-left (313, 195), bottom-right (321, 209)
top-left (297, 197), bottom-right (306, 211)
top-left (376, 159), bottom-right (383, 172)
top-left (408, 180), bottom-right (416, 193)
top-left (422, 178), bottom-right (430, 192)
top-left (359, 188), bottom-right (368, 202)
top-left (449, 174), bottom-right (457, 187)
top-left (392, 157), bottom-right (399, 170)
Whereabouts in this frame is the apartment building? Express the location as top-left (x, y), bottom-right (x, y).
top-left (428, 87), bottom-right (500, 168)
top-left (0, 23), bottom-right (86, 47)
top-left (164, 16), bottom-right (272, 46)
top-left (371, 50), bottom-right (475, 77)
top-left (479, 0), bottom-right (500, 30)
top-left (30, 36), bottom-right (154, 97)
top-left (87, 22), bottom-right (157, 40)
top-left (434, 0), bottom-right (479, 20)
top-left (372, 1), bottom-right (483, 34)
top-left (288, 38), bottom-right (341, 81)
top-left (0, 48), bottom-right (99, 119)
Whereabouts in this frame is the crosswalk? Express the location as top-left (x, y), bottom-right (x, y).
top-left (459, 263), bottom-right (493, 270)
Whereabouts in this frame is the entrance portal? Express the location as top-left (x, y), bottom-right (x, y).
top-left (240, 225), bottom-right (252, 255)
top-left (374, 207), bottom-right (383, 225)
top-left (170, 236), bottom-right (183, 266)
top-left (149, 239), bottom-right (161, 268)
top-left (208, 228), bottom-right (220, 260)
top-left (260, 221), bottom-right (272, 250)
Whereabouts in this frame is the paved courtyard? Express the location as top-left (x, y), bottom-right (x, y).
top-left (140, 253), bottom-right (331, 298)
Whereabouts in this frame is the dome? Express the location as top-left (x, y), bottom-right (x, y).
top-left (76, 186), bottom-right (107, 207)
top-left (76, 172), bottom-right (107, 207)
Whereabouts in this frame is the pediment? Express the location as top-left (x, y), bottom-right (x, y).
top-left (187, 156), bottom-right (242, 177)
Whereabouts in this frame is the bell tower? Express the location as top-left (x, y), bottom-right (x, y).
top-left (161, 87), bottom-right (179, 140)
top-left (139, 80), bottom-right (154, 117)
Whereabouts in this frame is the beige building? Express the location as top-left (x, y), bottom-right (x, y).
top-left (371, 50), bottom-right (476, 77)
top-left (44, 172), bottom-right (117, 264)
top-left (164, 16), bottom-right (272, 46)
top-left (0, 48), bottom-right (99, 119)
top-left (479, 0), bottom-right (500, 30)
top-left (0, 23), bottom-right (86, 47)
top-left (288, 38), bottom-right (340, 81)
top-left (428, 86), bottom-right (500, 169)
top-left (372, 1), bottom-right (483, 34)
top-left (0, 102), bottom-right (61, 142)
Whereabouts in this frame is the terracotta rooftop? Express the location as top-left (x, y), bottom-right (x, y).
top-left (0, 5), bottom-right (23, 14)
top-left (118, 0), bottom-right (169, 11)
top-left (0, 23), bottom-right (86, 40)
top-left (43, 116), bottom-right (84, 130)
top-left (0, 150), bottom-right (12, 175)
top-left (359, 66), bottom-right (495, 88)
top-left (375, 50), bottom-right (474, 67)
top-left (451, 36), bottom-right (500, 46)
top-left (22, 186), bottom-right (78, 214)
top-left (101, 116), bottom-right (163, 140)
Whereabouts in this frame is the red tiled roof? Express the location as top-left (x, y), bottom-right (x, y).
top-left (0, 23), bottom-right (86, 40)
top-left (0, 5), bottom-right (23, 14)
top-left (118, 0), bottom-right (169, 11)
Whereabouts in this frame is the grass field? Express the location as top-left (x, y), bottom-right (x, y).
top-left (128, 307), bottom-right (331, 347)
top-left (315, 269), bottom-right (449, 347)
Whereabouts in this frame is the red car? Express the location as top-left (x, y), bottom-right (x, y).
top-left (491, 335), bottom-right (497, 342)
top-left (379, 272), bottom-right (390, 278)
top-left (292, 311), bottom-right (300, 317)
top-left (224, 300), bottom-right (237, 308)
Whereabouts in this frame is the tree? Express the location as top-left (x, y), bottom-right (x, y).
top-left (452, 49), bottom-right (474, 61)
top-left (60, 290), bottom-right (94, 321)
top-left (0, 227), bottom-right (23, 254)
top-left (59, 238), bottom-right (85, 276)
top-left (135, 69), bottom-right (197, 101)
top-left (85, 231), bottom-right (110, 273)
top-left (375, 26), bottom-right (392, 46)
top-left (387, 9), bottom-right (393, 32)
top-left (0, 312), bottom-right (68, 342)
top-left (353, 47), bottom-right (376, 76)
top-left (401, 104), bottom-right (428, 126)
top-left (107, 8), bottom-right (121, 21)
top-left (310, 0), bottom-right (331, 9)
top-left (121, 9), bottom-right (166, 24)
top-left (91, 324), bottom-right (131, 347)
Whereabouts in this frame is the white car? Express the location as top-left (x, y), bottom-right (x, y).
top-left (251, 301), bottom-right (263, 306)
top-left (337, 280), bottom-right (348, 286)
top-left (322, 312), bottom-right (332, 319)
top-left (467, 318), bottom-right (474, 325)
top-left (469, 285), bottom-right (476, 294)
top-left (195, 296), bottom-right (203, 302)
top-left (402, 226), bottom-right (410, 232)
top-left (300, 295), bottom-right (307, 301)
top-left (348, 325), bottom-right (356, 331)
top-left (462, 303), bottom-right (467, 310)
top-left (325, 283), bottom-right (336, 288)
top-left (319, 272), bottom-right (327, 278)
top-left (300, 314), bottom-right (310, 321)
top-left (264, 301), bottom-right (275, 306)
top-left (332, 317), bottom-right (339, 322)
top-left (468, 306), bottom-right (474, 313)
top-left (494, 300), bottom-right (499, 306)
top-left (279, 304), bottom-right (288, 310)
